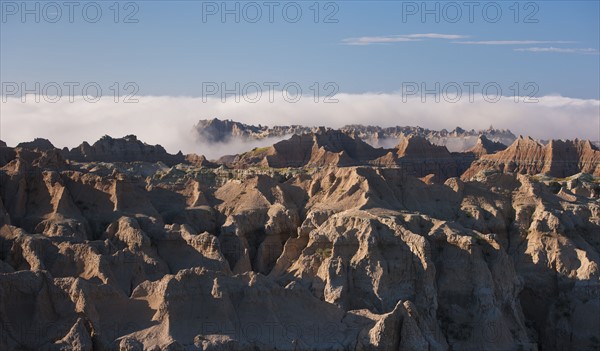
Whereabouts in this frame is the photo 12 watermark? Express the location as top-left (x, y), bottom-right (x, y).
top-left (201, 1), bottom-right (340, 24)
top-left (400, 1), bottom-right (540, 23)
top-left (1, 82), bottom-right (140, 103)
top-left (401, 81), bottom-right (540, 103)
top-left (201, 81), bottom-right (339, 103)
top-left (1, 1), bottom-right (140, 23)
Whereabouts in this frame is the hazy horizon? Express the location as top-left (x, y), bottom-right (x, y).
top-left (2, 93), bottom-right (598, 157)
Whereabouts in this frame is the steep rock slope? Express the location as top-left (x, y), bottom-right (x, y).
top-left (463, 137), bottom-right (600, 179)
top-left (234, 130), bottom-right (388, 168)
top-left (467, 135), bottom-right (507, 157)
top-left (234, 133), bottom-right (474, 180)
top-left (372, 135), bottom-right (474, 179)
top-left (0, 137), bottom-right (599, 350)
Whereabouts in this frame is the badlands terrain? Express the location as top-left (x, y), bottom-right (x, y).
top-left (194, 118), bottom-right (518, 151)
top-left (1, 124), bottom-right (600, 351)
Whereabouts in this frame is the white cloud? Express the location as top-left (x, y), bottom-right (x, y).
top-left (342, 33), bottom-right (467, 45)
top-left (1, 94), bottom-right (598, 158)
top-left (454, 40), bottom-right (576, 45)
top-left (342, 36), bottom-right (421, 45)
top-left (514, 47), bottom-right (599, 54)
top-left (402, 34), bottom-right (469, 40)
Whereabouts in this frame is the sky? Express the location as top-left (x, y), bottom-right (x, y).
top-left (1, 0), bottom-right (599, 153)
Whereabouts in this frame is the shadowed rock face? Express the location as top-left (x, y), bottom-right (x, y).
top-left (234, 130), bottom-right (389, 168)
top-left (234, 132), bottom-right (475, 180)
top-left (195, 118), bottom-right (267, 143)
top-left (10, 136), bottom-right (215, 169)
top-left (268, 130), bottom-right (388, 167)
top-left (467, 135), bottom-right (507, 157)
top-left (369, 135), bottom-right (475, 179)
top-left (62, 135), bottom-right (187, 166)
top-left (394, 135), bottom-right (454, 159)
top-left (16, 138), bottom-right (56, 151)
top-left (1, 135), bottom-right (599, 351)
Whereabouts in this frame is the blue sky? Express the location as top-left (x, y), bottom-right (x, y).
top-left (1, 1), bottom-right (599, 98)
top-left (1, 1), bottom-right (599, 151)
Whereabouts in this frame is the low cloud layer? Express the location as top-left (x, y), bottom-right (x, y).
top-left (1, 94), bottom-right (598, 158)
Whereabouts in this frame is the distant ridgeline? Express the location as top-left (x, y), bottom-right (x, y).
top-left (4, 136), bottom-right (213, 168)
top-left (2, 125), bottom-right (599, 180)
top-left (194, 118), bottom-right (517, 151)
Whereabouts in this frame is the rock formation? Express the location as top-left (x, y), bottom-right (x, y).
top-left (195, 118), bottom-right (268, 143)
top-left (185, 154), bottom-right (218, 168)
top-left (467, 135), bottom-right (507, 157)
top-left (16, 138), bottom-right (56, 151)
top-left (232, 132), bottom-right (476, 180)
top-left (62, 135), bottom-right (187, 166)
top-left (234, 130), bottom-right (388, 168)
top-left (463, 136), bottom-right (600, 179)
top-left (1, 134), bottom-right (599, 351)
top-left (194, 118), bottom-right (517, 151)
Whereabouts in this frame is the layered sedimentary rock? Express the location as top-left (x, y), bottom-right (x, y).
top-left (0, 136), bottom-right (599, 351)
top-left (463, 137), bottom-right (600, 179)
top-left (234, 130), bottom-right (388, 168)
top-left (233, 132), bottom-right (474, 180)
top-left (373, 135), bottom-right (474, 179)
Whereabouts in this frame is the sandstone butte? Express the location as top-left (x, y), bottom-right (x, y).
top-left (0, 131), bottom-right (599, 351)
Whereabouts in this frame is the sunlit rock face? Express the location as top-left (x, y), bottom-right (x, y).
top-left (463, 137), bottom-right (600, 179)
